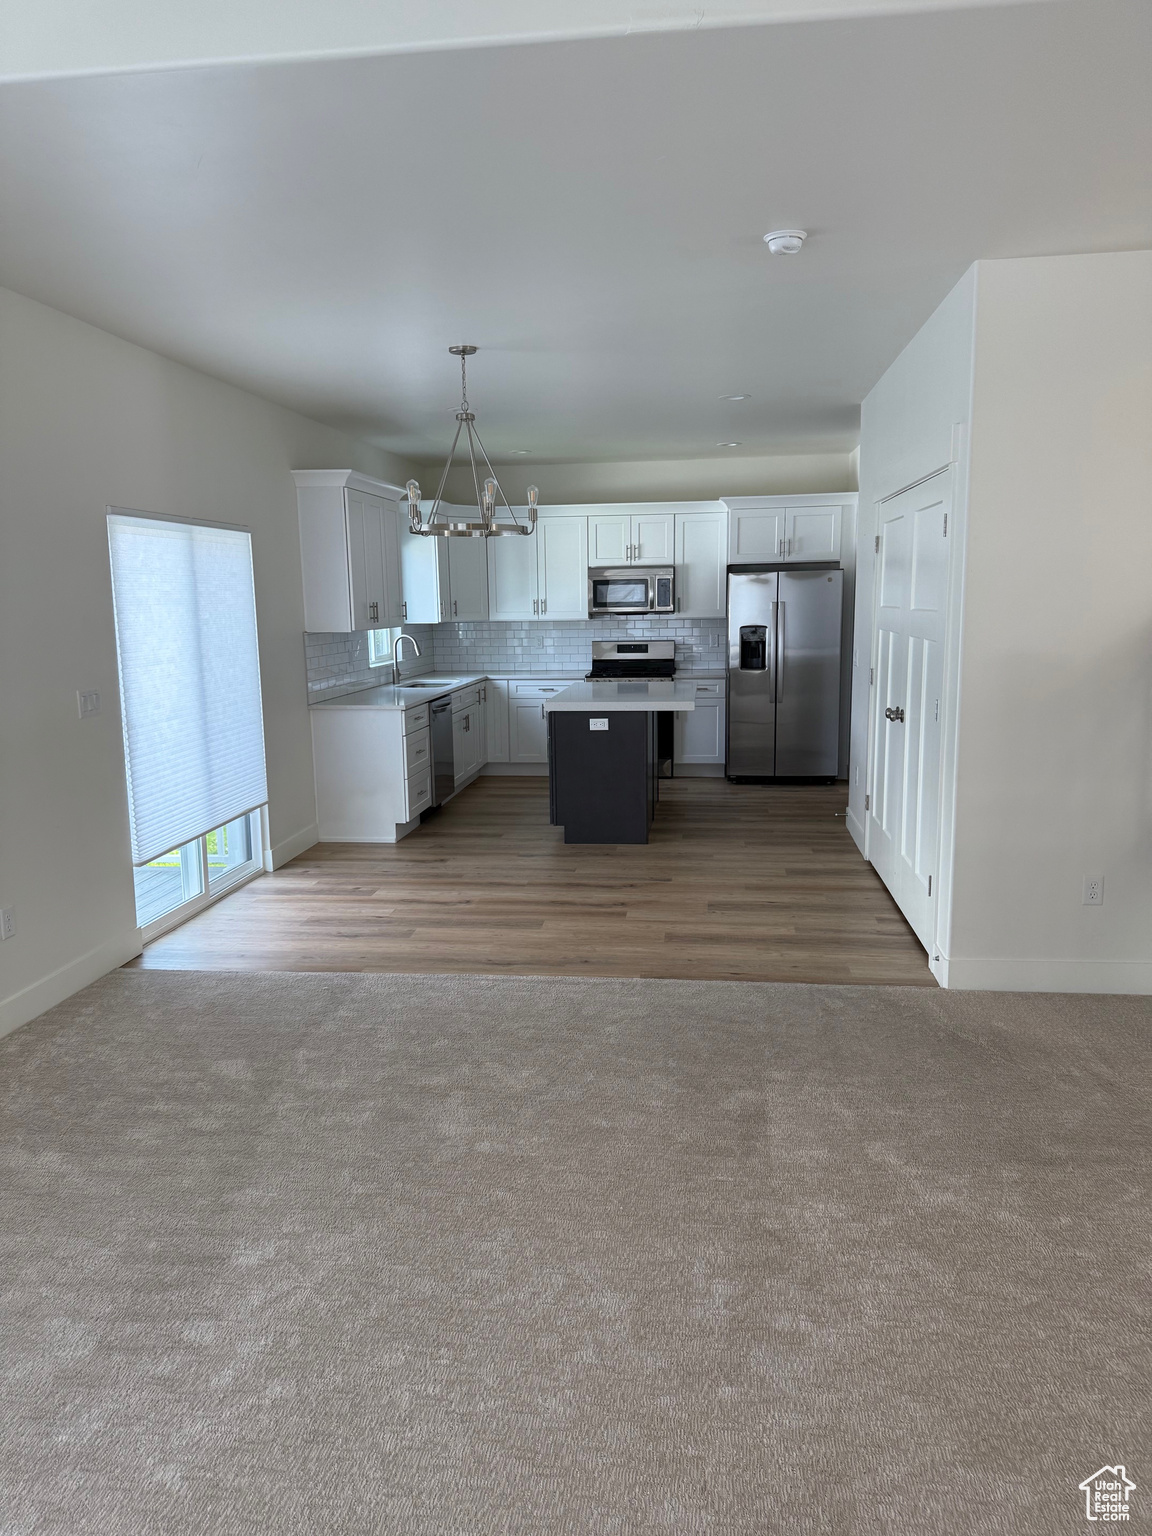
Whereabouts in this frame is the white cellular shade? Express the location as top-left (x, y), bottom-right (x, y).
top-left (108, 512), bottom-right (268, 866)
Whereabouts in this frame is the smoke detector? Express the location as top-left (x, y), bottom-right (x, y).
top-left (763, 229), bottom-right (807, 255)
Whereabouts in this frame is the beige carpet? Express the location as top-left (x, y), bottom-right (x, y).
top-left (1, 971), bottom-right (1148, 1535)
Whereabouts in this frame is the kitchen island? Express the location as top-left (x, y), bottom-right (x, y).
top-left (545, 679), bottom-right (699, 844)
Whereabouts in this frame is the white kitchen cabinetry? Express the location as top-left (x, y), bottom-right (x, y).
top-left (294, 470), bottom-right (405, 633)
top-left (487, 523), bottom-right (539, 620)
top-left (400, 507), bottom-right (490, 623)
top-left (537, 516), bottom-right (589, 619)
top-left (588, 508), bottom-right (674, 565)
top-left (311, 699), bottom-right (431, 842)
top-left (451, 689), bottom-right (484, 788)
top-left (485, 680), bottom-right (510, 762)
top-left (725, 496), bottom-right (846, 565)
top-left (674, 678), bottom-right (726, 769)
top-left (674, 509), bottom-right (727, 617)
top-left (508, 679), bottom-right (570, 762)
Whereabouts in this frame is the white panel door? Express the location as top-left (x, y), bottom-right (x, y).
top-left (632, 512), bottom-right (675, 564)
top-left (589, 514), bottom-right (629, 565)
top-left (487, 528), bottom-right (539, 620)
top-left (447, 535), bottom-right (489, 621)
top-left (537, 516), bottom-right (589, 620)
top-left (729, 508), bottom-right (786, 563)
top-left (867, 472), bottom-right (950, 950)
top-left (785, 504), bottom-right (842, 563)
top-left (675, 512), bottom-right (727, 617)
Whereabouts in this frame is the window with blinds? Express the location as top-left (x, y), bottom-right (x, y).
top-left (107, 511), bottom-right (268, 868)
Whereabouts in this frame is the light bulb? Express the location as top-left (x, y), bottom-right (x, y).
top-left (406, 479), bottom-right (421, 504)
top-left (526, 485), bottom-right (539, 509)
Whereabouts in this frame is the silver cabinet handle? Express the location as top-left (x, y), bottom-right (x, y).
top-left (453, 599), bottom-right (457, 616)
top-left (777, 538), bottom-right (784, 557)
top-left (368, 600), bottom-right (379, 622)
top-left (540, 703), bottom-right (545, 719)
top-left (541, 597), bottom-right (547, 615)
top-left (885, 706), bottom-right (906, 723)
top-left (533, 598), bottom-right (538, 615)
top-left (401, 601), bottom-right (407, 620)
top-left (463, 714), bottom-right (470, 732)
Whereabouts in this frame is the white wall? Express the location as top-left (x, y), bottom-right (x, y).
top-left (948, 250), bottom-right (1152, 990)
top-left (848, 268), bottom-right (976, 851)
top-left (0, 285), bottom-right (412, 1037)
top-left (437, 451), bottom-right (857, 507)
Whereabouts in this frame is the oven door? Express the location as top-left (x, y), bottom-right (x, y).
top-left (588, 570), bottom-right (652, 614)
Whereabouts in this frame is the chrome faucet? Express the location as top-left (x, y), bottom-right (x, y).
top-left (392, 632), bottom-right (421, 680)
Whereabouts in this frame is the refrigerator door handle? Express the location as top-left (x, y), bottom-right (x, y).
top-left (776, 601), bottom-right (785, 701)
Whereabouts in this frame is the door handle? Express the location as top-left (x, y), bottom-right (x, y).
top-left (776, 601), bottom-right (785, 701)
top-left (885, 706), bottom-right (906, 723)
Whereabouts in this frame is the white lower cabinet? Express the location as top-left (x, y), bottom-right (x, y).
top-left (674, 679), bottom-right (726, 767)
top-left (312, 699), bottom-right (434, 842)
top-left (485, 680), bottom-right (510, 762)
top-left (508, 679), bottom-right (571, 763)
top-left (451, 684), bottom-right (484, 788)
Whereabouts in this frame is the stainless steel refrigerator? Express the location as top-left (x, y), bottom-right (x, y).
top-left (726, 565), bottom-right (843, 781)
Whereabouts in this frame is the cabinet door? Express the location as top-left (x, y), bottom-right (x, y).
top-left (537, 517), bottom-right (589, 620)
top-left (345, 490), bottom-right (387, 629)
top-left (729, 508), bottom-right (786, 563)
top-left (509, 699), bottom-right (549, 763)
top-left (631, 512), bottom-right (675, 564)
top-left (675, 512), bottom-right (727, 617)
top-left (381, 500), bottom-right (404, 625)
top-left (588, 514), bottom-right (629, 565)
top-left (485, 680), bottom-right (510, 762)
top-left (785, 504), bottom-right (842, 563)
top-left (457, 706), bottom-right (481, 780)
top-left (487, 529), bottom-right (539, 620)
top-left (400, 523), bottom-right (451, 623)
top-left (447, 535), bottom-right (490, 621)
top-left (675, 698), bottom-right (726, 763)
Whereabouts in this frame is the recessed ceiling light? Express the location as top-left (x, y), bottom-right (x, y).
top-left (720, 394), bottom-right (751, 401)
top-left (717, 441), bottom-right (742, 448)
top-left (763, 229), bottom-right (807, 255)
top-left (509, 449), bottom-right (531, 455)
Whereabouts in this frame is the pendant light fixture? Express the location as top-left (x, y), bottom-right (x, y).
top-left (405, 345), bottom-right (538, 538)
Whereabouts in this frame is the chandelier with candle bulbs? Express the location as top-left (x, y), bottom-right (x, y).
top-left (405, 345), bottom-right (538, 538)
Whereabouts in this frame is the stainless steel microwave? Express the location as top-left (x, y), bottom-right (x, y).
top-left (588, 566), bottom-right (675, 616)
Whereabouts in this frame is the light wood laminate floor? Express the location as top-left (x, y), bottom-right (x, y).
top-left (131, 777), bottom-right (934, 986)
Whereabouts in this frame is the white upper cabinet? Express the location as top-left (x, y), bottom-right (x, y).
top-left (487, 521), bottom-right (539, 620)
top-left (588, 514), bottom-right (630, 565)
top-left (785, 504), bottom-right (842, 562)
top-left (588, 507), bottom-right (674, 565)
top-left (399, 518), bottom-right (451, 623)
top-left (674, 509), bottom-right (727, 617)
top-left (537, 515), bottom-right (589, 619)
top-left (294, 470), bottom-right (405, 633)
top-left (447, 535), bottom-right (489, 621)
top-left (724, 496), bottom-right (849, 565)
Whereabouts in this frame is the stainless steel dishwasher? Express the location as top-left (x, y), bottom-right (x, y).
top-left (430, 695), bottom-right (455, 808)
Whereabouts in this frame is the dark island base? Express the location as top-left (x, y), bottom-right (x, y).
top-left (548, 710), bottom-right (658, 844)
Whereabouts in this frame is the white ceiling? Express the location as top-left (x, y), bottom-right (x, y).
top-left (0, 0), bottom-right (1148, 464)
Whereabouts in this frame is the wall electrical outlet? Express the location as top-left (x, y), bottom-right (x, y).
top-left (0, 908), bottom-right (15, 940)
top-left (1083, 875), bottom-right (1105, 906)
top-left (77, 690), bottom-right (101, 719)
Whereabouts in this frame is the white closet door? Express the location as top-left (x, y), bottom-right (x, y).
top-left (868, 471), bottom-right (950, 950)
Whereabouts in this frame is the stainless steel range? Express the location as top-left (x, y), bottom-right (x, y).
top-left (585, 640), bottom-right (676, 682)
top-left (587, 641), bottom-right (676, 775)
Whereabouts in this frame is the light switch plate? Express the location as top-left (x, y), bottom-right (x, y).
top-left (589, 718), bottom-right (609, 731)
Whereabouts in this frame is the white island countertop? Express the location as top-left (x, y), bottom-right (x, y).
top-left (544, 679), bottom-right (698, 712)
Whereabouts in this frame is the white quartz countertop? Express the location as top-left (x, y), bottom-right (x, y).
top-left (309, 673), bottom-right (488, 710)
top-left (544, 679), bottom-right (698, 712)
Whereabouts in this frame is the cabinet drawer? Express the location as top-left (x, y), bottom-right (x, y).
top-left (450, 684), bottom-right (481, 714)
top-left (405, 761), bottom-right (432, 818)
top-left (511, 680), bottom-right (570, 700)
top-left (689, 679), bottom-right (725, 697)
top-left (404, 703), bottom-right (430, 734)
top-left (404, 726), bottom-right (432, 776)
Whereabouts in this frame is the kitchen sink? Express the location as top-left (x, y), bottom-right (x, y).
top-left (396, 677), bottom-right (471, 689)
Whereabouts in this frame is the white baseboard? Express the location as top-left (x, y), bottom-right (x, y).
top-left (846, 808), bottom-right (867, 855)
top-left (268, 821), bottom-right (319, 869)
top-left (481, 763), bottom-right (548, 776)
top-left (0, 931), bottom-right (143, 1041)
top-left (940, 955), bottom-right (1152, 994)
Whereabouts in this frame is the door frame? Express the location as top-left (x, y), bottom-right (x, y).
top-left (863, 462), bottom-right (965, 974)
